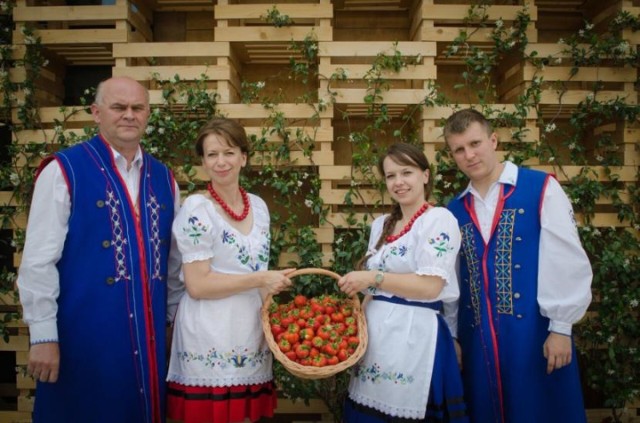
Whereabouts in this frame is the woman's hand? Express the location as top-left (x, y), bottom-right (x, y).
top-left (261, 268), bottom-right (295, 295)
top-left (338, 271), bottom-right (374, 297)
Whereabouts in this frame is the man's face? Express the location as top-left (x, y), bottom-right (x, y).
top-left (91, 78), bottom-right (150, 148)
top-left (446, 121), bottom-right (499, 184)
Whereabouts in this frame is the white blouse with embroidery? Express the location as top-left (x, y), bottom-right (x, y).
top-left (166, 193), bottom-right (273, 387)
top-left (348, 206), bottom-right (461, 419)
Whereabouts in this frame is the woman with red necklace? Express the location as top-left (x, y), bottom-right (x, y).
top-left (167, 117), bottom-right (294, 423)
top-left (338, 143), bottom-right (468, 422)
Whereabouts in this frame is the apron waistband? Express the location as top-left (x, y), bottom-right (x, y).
top-left (372, 295), bottom-right (442, 312)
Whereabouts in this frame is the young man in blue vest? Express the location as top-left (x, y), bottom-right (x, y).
top-left (17, 76), bottom-right (183, 423)
top-left (444, 108), bottom-right (592, 423)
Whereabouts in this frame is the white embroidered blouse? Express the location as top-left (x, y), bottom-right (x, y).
top-left (167, 193), bottom-right (273, 387)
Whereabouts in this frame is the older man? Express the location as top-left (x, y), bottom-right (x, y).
top-left (17, 77), bottom-right (183, 423)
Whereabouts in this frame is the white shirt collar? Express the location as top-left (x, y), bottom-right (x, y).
top-left (457, 161), bottom-right (519, 199)
top-left (110, 145), bottom-right (143, 170)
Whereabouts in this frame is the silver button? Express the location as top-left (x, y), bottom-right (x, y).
top-left (514, 292), bottom-right (521, 299)
top-left (518, 208), bottom-right (525, 214)
top-left (517, 314), bottom-right (523, 319)
top-left (514, 264), bottom-right (521, 269)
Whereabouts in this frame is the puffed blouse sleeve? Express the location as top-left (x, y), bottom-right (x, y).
top-left (172, 194), bottom-right (220, 264)
top-left (413, 207), bottom-right (462, 303)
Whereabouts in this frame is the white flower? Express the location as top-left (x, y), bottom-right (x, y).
top-left (495, 19), bottom-right (503, 29)
top-left (544, 123), bottom-right (556, 133)
top-left (54, 125), bottom-right (63, 133)
top-left (592, 228), bottom-right (601, 236)
top-left (9, 172), bottom-right (19, 186)
top-left (608, 335), bottom-right (615, 343)
top-left (42, 60), bottom-right (49, 67)
top-left (587, 93), bottom-right (594, 101)
top-left (0, 2), bottom-right (9, 12)
top-left (595, 154), bottom-right (604, 162)
top-left (449, 45), bottom-right (459, 54)
top-left (558, 38), bottom-right (565, 45)
top-left (145, 126), bottom-right (154, 135)
top-left (630, 299), bottom-right (638, 308)
top-left (578, 29), bottom-right (585, 37)
top-left (296, 180), bottom-right (303, 187)
top-left (555, 57), bottom-right (562, 65)
top-left (22, 87), bottom-right (31, 96)
top-left (256, 81), bottom-right (265, 89)
top-left (84, 89), bottom-right (91, 95)
top-left (607, 369), bottom-right (615, 375)
top-left (304, 199), bottom-right (313, 208)
top-left (585, 23), bottom-right (594, 31)
top-left (157, 127), bottom-right (165, 135)
top-left (568, 143), bottom-right (576, 150)
top-left (549, 156), bottom-right (555, 162)
top-left (435, 174), bottom-right (443, 182)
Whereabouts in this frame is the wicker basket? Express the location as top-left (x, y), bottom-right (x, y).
top-left (261, 268), bottom-right (368, 379)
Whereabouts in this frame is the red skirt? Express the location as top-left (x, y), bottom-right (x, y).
top-left (167, 381), bottom-right (278, 423)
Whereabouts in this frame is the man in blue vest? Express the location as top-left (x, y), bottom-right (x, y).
top-left (17, 76), bottom-right (183, 422)
top-left (443, 108), bottom-right (592, 423)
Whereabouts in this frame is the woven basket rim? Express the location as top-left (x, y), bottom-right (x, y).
top-left (261, 268), bottom-right (368, 379)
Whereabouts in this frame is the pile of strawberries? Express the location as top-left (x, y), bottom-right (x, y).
top-left (267, 294), bottom-right (360, 367)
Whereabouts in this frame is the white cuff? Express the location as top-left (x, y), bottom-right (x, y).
top-left (29, 319), bottom-right (59, 345)
top-left (548, 320), bottom-right (572, 336)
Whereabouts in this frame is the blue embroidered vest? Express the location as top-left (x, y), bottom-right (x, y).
top-left (34, 135), bottom-right (175, 423)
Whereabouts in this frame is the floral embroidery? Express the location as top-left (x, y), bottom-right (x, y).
top-left (428, 232), bottom-right (454, 257)
top-left (354, 362), bottom-right (415, 385)
top-left (176, 346), bottom-right (271, 369)
top-left (222, 229), bottom-right (237, 245)
top-left (221, 228), bottom-right (269, 271)
top-left (184, 215), bottom-right (209, 245)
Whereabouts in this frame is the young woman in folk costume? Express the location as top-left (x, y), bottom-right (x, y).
top-left (338, 143), bottom-right (469, 423)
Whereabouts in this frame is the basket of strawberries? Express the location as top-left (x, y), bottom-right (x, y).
top-left (261, 268), bottom-right (368, 379)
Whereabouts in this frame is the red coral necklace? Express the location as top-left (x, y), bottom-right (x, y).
top-left (385, 202), bottom-right (430, 243)
top-left (207, 182), bottom-right (250, 221)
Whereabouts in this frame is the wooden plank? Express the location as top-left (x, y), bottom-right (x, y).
top-left (323, 211), bottom-right (631, 229)
top-left (214, 26), bottom-right (332, 42)
top-left (318, 41), bottom-right (436, 57)
top-left (214, 4), bottom-right (333, 19)
top-left (420, 4), bottom-right (538, 22)
top-left (331, 88), bottom-right (435, 104)
top-left (419, 26), bottom-right (537, 43)
top-left (539, 89), bottom-right (637, 105)
top-left (0, 336), bottom-right (29, 352)
top-left (320, 165), bottom-right (638, 183)
top-left (524, 66), bottom-right (637, 82)
top-left (0, 191), bottom-right (17, 206)
top-left (13, 28), bottom-right (128, 44)
top-left (319, 63), bottom-right (436, 80)
top-left (113, 41), bottom-right (230, 58)
top-left (13, 4), bottom-right (128, 21)
top-left (114, 65), bottom-right (232, 81)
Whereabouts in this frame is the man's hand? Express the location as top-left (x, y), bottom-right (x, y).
top-left (27, 342), bottom-right (60, 383)
top-left (453, 339), bottom-right (463, 369)
top-left (543, 332), bottom-right (572, 375)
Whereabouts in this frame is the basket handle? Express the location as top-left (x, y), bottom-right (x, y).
top-left (287, 268), bottom-right (341, 281)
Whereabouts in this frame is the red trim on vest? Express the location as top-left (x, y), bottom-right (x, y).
top-left (462, 183), bottom-right (516, 423)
